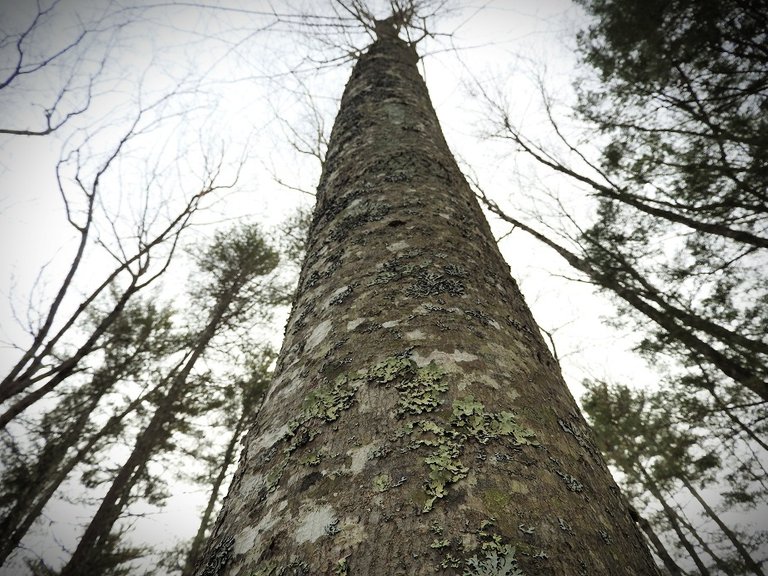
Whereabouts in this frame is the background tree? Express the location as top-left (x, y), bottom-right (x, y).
top-left (0, 296), bottom-right (178, 566)
top-left (472, 2), bottom-right (767, 570)
top-left (476, 0), bottom-right (767, 403)
top-left (582, 380), bottom-right (767, 575)
top-left (58, 224), bottom-right (280, 576)
top-left (177, 347), bottom-right (275, 576)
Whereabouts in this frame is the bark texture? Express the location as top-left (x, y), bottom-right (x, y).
top-left (196, 29), bottom-right (659, 576)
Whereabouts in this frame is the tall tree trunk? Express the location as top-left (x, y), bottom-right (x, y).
top-left (672, 502), bottom-right (736, 576)
top-left (0, 378), bottom-right (105, 564)
top-left (195, 27), bottom-right (657, 576)
top-left (679, 476), bottom-right (765, 575)
top-left (707, 387), bottom-right (768, 452)
top-left (58, 379), bottom-right (181, 576)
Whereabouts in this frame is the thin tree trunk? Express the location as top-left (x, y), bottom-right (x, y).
top-left (638, 466), bottom-right (712, 575)
top-left (680, 476), bottom-right (765, 575)
top-left (0, 382), bottom-right (151, 565)
top-left (181, 414), bottom-right (246, 576)
top-left (0, 277), bottom-right (141, 427)
top-left (633, 508), bottom-right (685, 575)
top-left (0, 189), bottom-right (96, 392)
top-left (59, 301), bottom-right (229, 576)
top-left (708, 387), bottom-right (768, 452)
top-left (58, 381), bottom-right (180, 575)
top-left (496, 119), bottom-right (768, 248)
top-left (194, 25), bottom-right (658, 576)
top-left (671, 502), bottom-right (736, 576)
top-left (1, 182), bottom-right (208, 403)
top-left (477, 198), bottom-right (768, 401)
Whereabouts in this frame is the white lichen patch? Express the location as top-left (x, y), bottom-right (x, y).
top-left (232, 526), bottom-right (258, 557)
top-left (405, 329), bottom-right (426, 340)
top-left (474, 374), bottom-right (507, 392)
top-left (326, 285), bottom-right (351, 307)
top-left (239, 472), bottom-right (267, 498)
top-left (251, 423), bottom-right (290, 451)
top-left (294, 504), bottom-right (337, 544)
top-left (346, 197), bottom-right (364, 211)
top-left (346, 443), bottom-right (377, 474)
top-left (412, 349), bottom-right (479, 368)
top-left (347, 317), bottom-right (367, 331)
top-left (384, 101), bottom-right (406, 124)
top-left (271, 376), bottom-right (302, 403)
top-left (233, 505), bottom-right (283, 556)
top-left (485, 341), bottom-right (537, 377)
top-left (306, 319), bottom-right (333, 350)
top-left (387, 240), bottom-right (410, 252)
top-left (382, 320), bottom-right (399, 328)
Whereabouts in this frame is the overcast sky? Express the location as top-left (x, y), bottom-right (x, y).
top-left (2, 1), bottom-right (762, 573)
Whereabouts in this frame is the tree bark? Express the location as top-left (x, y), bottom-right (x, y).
top-left (195, 30), bottom-right (658, 575)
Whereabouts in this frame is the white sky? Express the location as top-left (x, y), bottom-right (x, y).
top-left (1, 0), bottom-right (763, 573)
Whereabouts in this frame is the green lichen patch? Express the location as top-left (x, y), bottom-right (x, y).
top-left (423, 442), bottom-right (469, 511)
top-left (299, 452), bottom-right (322, 467)
top-left (367, 357), bottom-right (448, 417)
top-left (306, 375), bottom-right (358, 421)
top-left (405, 396), bottom-right (537, 512)
top-left (334, 557), bottom-right (349, 576)
top-left (465, 521), bottom-right (525, 575)
top-left (372, 473), bottom-right (391, 492)
top-left (284, 376), bottom-right (360, 454)
top-left (464, 544), bottom-right (523, 576)
top-left (367, 356), bottom-right (412, 385)
top-left (430, 519), bottom-right (527, 576)
top-left (452, 396), bottom-right (537, 446)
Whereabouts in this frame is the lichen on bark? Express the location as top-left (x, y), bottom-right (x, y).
top-left (195, 20), bottom-right (660, 576)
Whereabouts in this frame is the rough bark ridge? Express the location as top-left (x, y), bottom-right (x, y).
top-left (196, 29), bottom-right (659, 576)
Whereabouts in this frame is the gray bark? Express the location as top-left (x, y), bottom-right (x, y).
top-left (195, 28), bottom-right (658, 576)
